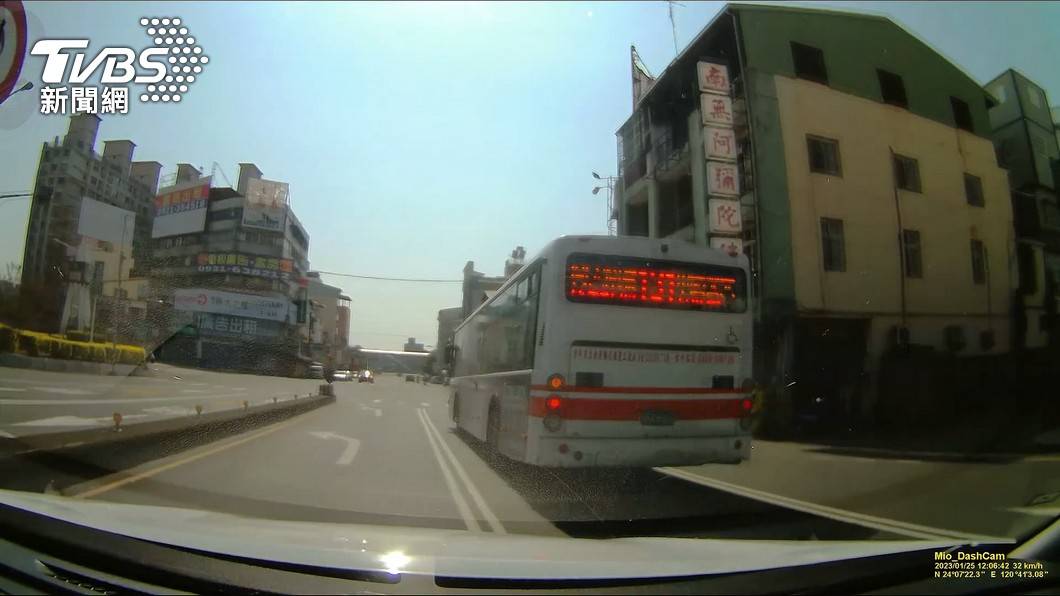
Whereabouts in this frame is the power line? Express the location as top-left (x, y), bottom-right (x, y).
top-left (315, 270), bottom-right (462, 283)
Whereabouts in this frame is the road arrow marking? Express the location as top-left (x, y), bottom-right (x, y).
top-left (309, 431), bottom-right (361, 465)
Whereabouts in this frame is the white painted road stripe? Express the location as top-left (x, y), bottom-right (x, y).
top-left (419, 408), bottom-right (506, 535)
top-left (0, 387), bottom-right (28, 392)
top-left (657, 467), bottom-right (1014, 544)
top-left (416, 409), bottom-right (481, 532)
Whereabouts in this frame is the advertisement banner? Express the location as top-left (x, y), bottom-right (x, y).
top-left (78, 197), bottom-right (135, 245)
top-left (196, 313), bottom-right (281, 338)
top-left (174, 288), bottom-right (290, 322)
top-left (242, 178), bottom-right (289, 232)
top-left (195, 252), bottom-right (293, 280)
top-left (151, 176), bottom-right (212, 239)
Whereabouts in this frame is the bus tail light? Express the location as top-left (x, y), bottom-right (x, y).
top-left (547, 374), bottom-right (565, 390)
top-left (546, 396), bottom-right (562, 411)
top-left (740, 398), bottom-right (754, 414)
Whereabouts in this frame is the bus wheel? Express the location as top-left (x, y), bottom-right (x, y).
top-left (486, 401), bottom-right (500, 450)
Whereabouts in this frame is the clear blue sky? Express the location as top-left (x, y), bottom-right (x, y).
top-left (1, 1), bottom-right (1058, 349)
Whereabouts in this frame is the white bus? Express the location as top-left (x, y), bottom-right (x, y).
top-left (447, 235), bottom-right (754, 468)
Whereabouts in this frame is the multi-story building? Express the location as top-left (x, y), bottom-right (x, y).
top-left (19, 114), bottom-right (162, 332)
top-left (614, 3), bottom-right (1013, 422)
top-left (303, 272), bottom-right (350, 367)
top-left (460, 246), bottom-right (526, 320)
top-left (148, 163), bottom-right (312, 373)
top-left (986, 70), bottom-right (1060, 350)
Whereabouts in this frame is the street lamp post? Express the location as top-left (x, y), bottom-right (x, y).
top-left (592, 171), bottom-right (619, 236)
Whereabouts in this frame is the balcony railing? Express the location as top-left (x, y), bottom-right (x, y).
top-left (652, 130), bottom-right (689, 177)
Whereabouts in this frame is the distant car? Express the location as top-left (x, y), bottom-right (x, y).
top-left (307, 363), bottom-right (324, 379)
top-left (358, 370), bottom-right (374, 383)
top-left (332, 370), bottom-right (353, 381)
top-left (428, 375), bottom-right (443, 384)
top-left (405, 374), bottom-right (416, 382)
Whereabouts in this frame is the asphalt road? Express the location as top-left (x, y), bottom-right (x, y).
top-left (0, 364), bottom-right (323, 437)
top-left (7, 370), bottom-right (1050, 545)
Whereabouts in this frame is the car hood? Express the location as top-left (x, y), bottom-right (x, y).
top-left (0, 489), bottom-right (962, 580)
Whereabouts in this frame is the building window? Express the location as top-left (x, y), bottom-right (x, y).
top-left (970, 239), bottom-right (987, 285)
top-left (964, 173), bottom-right (984, 207)
top-left (902, 229), bottom-right (923, 278)
top-left (892, 154), bottom-right (922, 192)
top-left (950, 96), bottom-right (974, 132)
top-left (807, 135), bottom-right (841, 176)
top-left (876, 69), bottom-right (908, 108)
top-left (791, 42), bottom-right (828, 85)
top-left (820, 217), bottom-right (846, 272)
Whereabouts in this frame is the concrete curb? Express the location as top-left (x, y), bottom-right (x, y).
top-left (0, 353), bottom-right (152, 377)
top-left (0, 393), bottom-right (335, 455)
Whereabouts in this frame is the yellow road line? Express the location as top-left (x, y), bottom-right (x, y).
top-left (71, 417), bottom-right (302, 499)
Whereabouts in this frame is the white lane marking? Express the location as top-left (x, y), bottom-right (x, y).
top-left (419, 408), bottom-right (506, 535)
top-left (13, 414), bottom-right (149, 427)
top-left (179, 389), bottom-right (210, 394)
top-left (421, 402), bottom-right (431, 407)
top-left (309, 431), bottom-right (361, 465)
top-left (416, 408), bottom-right (481, 533)
top-left (657, 467), bottom-right (1014, 544)
top-left (30, 387), bottom-right (95, 395)
top-left (0, 387), bottom-right (27, 392)
top-left (0, 430), bottom-right (15, 438)
top-left (0, 392), bottom-right (246, 406)
top-left (373, 409), bottom-right (382, 417)
top-left (372, 399), bottom-right (382, 404)
top-left (358, 404), bottom-right (382, 417)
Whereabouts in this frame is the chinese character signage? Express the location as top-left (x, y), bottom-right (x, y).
top-left (710, 236), bottom-right (744, 257)
top-left (701, 94), bottom-right (733, 127)
top-left (174, 288), bottom-right (290, 322)
top-left (697, 62), bottom-right (730, 95)
top-left (708, 198), bottom-right (742, 234)
top-left (197, 313), bottom-right (278, 338)
top-left (707, 161), bottom-right (740, 197)
top-left (704, 127), bottom-right (737, 161)
top-left (194, 252), bottom-right (294, 280)
top-left (151, 177), bottom-right (212, 238)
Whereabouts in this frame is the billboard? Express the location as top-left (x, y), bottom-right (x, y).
top-left (152, 176), bottom-right (212, 239)
top-left (708, 198), bottom-right (742, 234)
top-left (195, 252), bottom-right (294, 280)
top-left (78, 197), bottom-right (135, 245)
top-left (242, 178), bottom-right (289, 232)
top-left (174, 288), bottom-right (291, 322)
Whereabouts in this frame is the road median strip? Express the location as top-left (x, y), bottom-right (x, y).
top-left (0, 389), bottom-right (335, 455)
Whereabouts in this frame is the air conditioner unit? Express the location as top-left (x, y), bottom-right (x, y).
top-left (944, 325), bottom-right (967, 353)
top-left (889, 325), bottom-right (910, 347)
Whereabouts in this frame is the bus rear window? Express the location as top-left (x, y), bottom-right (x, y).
top-left (566, 254), bottom-right (747, 313)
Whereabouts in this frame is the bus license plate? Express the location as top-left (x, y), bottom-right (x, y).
top-left (641, 410), bottom-right (675, 426)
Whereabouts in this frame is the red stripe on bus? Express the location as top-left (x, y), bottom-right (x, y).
top-left (528, 396), bottom-right (749, 420)
top-left (528, 384), bottom-right (743, 395)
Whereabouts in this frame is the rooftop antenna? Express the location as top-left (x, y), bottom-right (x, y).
top-left (668, 1), bottom-right (685, 57)
top-left (209, 161), bottom-right (233, 187)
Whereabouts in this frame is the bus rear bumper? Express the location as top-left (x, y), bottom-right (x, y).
top-left (533, 434), bottom-right (751, 468)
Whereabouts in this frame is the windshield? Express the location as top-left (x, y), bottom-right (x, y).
top-left (1, 0), bottom-right (1059, 589)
